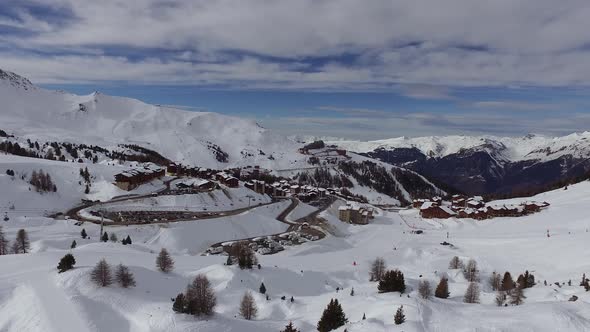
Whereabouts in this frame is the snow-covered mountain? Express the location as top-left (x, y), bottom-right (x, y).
top-left (0, 69), bottom-right (446, 205)
top-left (0, 69), bottom-right (302, 170)
top-left (328, 134), bottom-right (590, 195)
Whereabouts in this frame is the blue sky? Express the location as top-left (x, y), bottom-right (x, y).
top-left (2, 0), bottom-right (590, 139)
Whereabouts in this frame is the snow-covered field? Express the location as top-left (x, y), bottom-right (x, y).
top-left (2, 170), bottom-right (590, 331)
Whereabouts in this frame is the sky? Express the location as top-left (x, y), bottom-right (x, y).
top-left (2, 0), bottom-right (590, 140)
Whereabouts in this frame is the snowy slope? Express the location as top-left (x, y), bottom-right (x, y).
top-left (0, 69), bottom-right (304, 170)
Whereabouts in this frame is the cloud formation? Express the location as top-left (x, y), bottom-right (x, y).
top-left (1, 0), bottom-right (590, 89)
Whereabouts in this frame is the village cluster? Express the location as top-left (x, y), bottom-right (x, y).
top-left (414, 194), bottom-right (550, 219)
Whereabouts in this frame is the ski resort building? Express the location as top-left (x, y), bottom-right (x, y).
top-left (338, 203), bottom-right (374, 224)
top-left (114, 164), bottom-right (165, 191)
top-left (420, 202), bottom-right (457, 219)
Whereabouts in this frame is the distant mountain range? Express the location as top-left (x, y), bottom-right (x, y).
top-left (328, 134), bottom-right (590, 195)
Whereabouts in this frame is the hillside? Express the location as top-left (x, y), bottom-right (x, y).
top-left (327, 134), bottom-right (590, 195)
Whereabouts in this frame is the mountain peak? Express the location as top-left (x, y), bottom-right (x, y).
top-left (0, 69), bottom-right (35, 91)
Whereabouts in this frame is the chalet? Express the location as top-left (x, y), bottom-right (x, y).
top-left (114, 164), bottom-right (165, 191)
top-left (290, 185), bottom-right (300, 195)
top-left (466, 198), bottom-right (485, 209)
top-left (335, 149), bottom-right (347, 156)
top-left (167, 163), bottom-right (179, 174)
top-left (413, 199), bottom-right (428, 208)
top-left (420, 202), bottom-right (456, 219)
top-left (216, 172), bottom-right (239, 188)
top-left (175, 178), bottom-right (215, 191)
top-left (457, 208), bottom-right (487, 220)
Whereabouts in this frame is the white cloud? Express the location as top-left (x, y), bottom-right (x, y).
top-left (1, 0), bottom-right (590, 89)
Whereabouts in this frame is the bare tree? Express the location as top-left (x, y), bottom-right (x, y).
top-left (449, 256), bottom-right (463, 269)
top-left (463, 282), bottom-right (480, 304)
top-left (495, 291), bottom-right (507, 306)
top-left (369, 257), bottom-right (386, 281)
top-left (14, 229), bottom-right (30, 254)
top-left (418, 280), bottom-right (432, 299)
top-left (489, 271), bottom-right (501, 291)
top-left (239, 291), bottom-right (258, 320)
top-left (109, 232), bottom-right (118, 243)
top-left (509, 285), bottom-right (526, 305)
top-left (91, 259), bottom-right (113, 287)
top-left (463, 259), bottom-right (479, 282)
top-left (115, 264), bottom-right (136, 288)
top-left (156, 248), bottom-right (174, 273)
top-left (185, 274), bottom-right (217, 316)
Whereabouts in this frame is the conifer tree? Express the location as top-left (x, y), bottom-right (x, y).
top-left (259, 282), bottom-right (266, 294)
top-left (362, 313), bottom-right (366, 320)
top-left (501, 272), bottom-right (515, 291)
top-left (350, 287), bottom-right (354, 296)
top-left (57, 253), bottom-right (76, 273)
top-left (172, 293), bottom-right (185, 313)
top-left (125, 235), bottom-right (132, 245)
top-left (101, 232), bottom-right (109, 242)
top-left (185, 274), bottom-right (216, 316)
top-left (378, 269), bottom-right (406, 293)
top-left (14, 229), bottom-right (30, 253)
top-left (394, 305), bottom-right (405, 325)
top-left (239, 291), bottom-right (258, 320)
top-left (115, 264), bottom-right (136, 288)
top-left (434, 277), bottom-right (450, 299)
top-left (236, 242), bottom-right (257, 269)
top-left (70, 240), bottom-right (77, 249)
top-left (81, 228), bottom-right (87, 239)
top-left (156, 248), bottom-right (174, 273)
top-left (317, 299), bottom-right (348, 332)
top-left (281, 321), bottom-right (300, 332)
top-left (91, 258), bottom-right (113, 287)
top-left (0, 225), bottom-right (8, 255)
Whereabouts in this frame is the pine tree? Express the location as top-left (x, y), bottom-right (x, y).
top-left (0, 225), bottom-right (8, 255)
top-left (362, 313), bottom-right (366, 320)
top-left (70, 240), bottom-right (77, 249)
top-left (350, 287), bottom-right (354, 296)
top-left (156, 248), bottom-right (174, 273)
top-left (434, 277), bottom-right (450, 299)
top-left (259, 282), bottom-right (266, 294)
top-left (449, 256), bottom-right (463, 269)
top-left (172, 293), bottom-right (185, 313)
top-left (369, 257), bottom-right (386, 281)
top-left (14, 229), bottom-right (30, 253)
top-left (57, 253), bottom-right (76, 273)
top-left (81, 228), bottom-right (87, 239)
top-left (185, 274), bottom-right (217, 316)
top-left (394, 305), bottom-right (405, 325)
top-left (281, 321), bottom-right (300, 332)
top-left (236, 242), bottom-right (257, 269)
top-left (378, 269), bottom-right (406, 293)
top-left (109, 232), bottom-right (118, 243)
top-left (239, 291), bottom-right (258, 320)
top-left (463, 259), bottom-right (479, 282)
top-left (317, 299), bottom-right (348, 332)
top-left (418, 280), bottom-right (432, 299)
top-left (125, 235), bottom-right (132, 245)
top-left (463, 282), bottom-right (480, 304)
top-left (101, 232), bottom-right (109, 242)
top-left (91, 258), bottom-right (113, 287)
top-left (115, 264), bottom-right (136, 288)
top-left (501, 272), bottom-right (515, 291)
